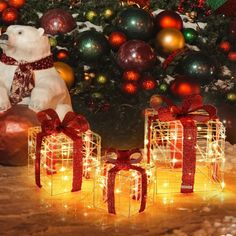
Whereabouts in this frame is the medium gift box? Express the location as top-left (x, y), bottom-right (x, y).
top-left (28, 109), bottom-right (101, 196)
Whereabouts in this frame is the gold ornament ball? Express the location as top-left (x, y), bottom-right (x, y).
top-left (86, 10), bottom-right (97, 22)
top-left (149, 94), bottom-right (163, 109)
top-left (96, 74), bottom-right (108, 84)
top-left (54, 62), bottom-right (75, 89)
top-left (227, 92), bottom-right (236, 102)
top-left (103, 8), bottom-right (113, 19)
top-left (156, 28), bottom-right (185, 54)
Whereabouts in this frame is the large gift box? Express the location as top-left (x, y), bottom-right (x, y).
top-left (144, 95), bottom-right (226, 194)
top-left (28, 109), bottom-right (101, 196)
top-left (93, 149), bottom-right (156, 217)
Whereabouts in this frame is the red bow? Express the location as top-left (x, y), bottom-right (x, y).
top-left (106, 148), bottom-right (147, 214)
top-left (35, 109), bottom-right (89, 192)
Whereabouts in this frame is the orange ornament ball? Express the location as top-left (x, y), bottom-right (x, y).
top-left (108, 31), bottom-right (127, 49)
top-left (122, 82), bottom-right (138, 94)
top-left (123, 70), bottom-right (140, 81)
top-left (57, 49), bottom-right (69, 60)
top-left (149, 94), bottom-right (163, 109)
top-left (141, 76), bottom-right (156, 90)
top-left (0, 0), bottom-right (8, 13)
top-left (2, 7), bottom-right (18, 23)
top-left (54, 61), bottom-right (75, 89)
top-left (8, 0), bottom-right (25, 8)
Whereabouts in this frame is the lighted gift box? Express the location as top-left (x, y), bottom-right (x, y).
top-left (28, 119), bottom-right (101, 196)
top-left (93, 149), bottom-right (156, 217)
top-left (144, 96), bottom-right (226, 194)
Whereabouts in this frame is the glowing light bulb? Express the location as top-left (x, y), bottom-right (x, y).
top-left (221, 181), bottom-right (225, 189)
top-left (115, 188), bottom-right (121, 194)
top-left (60, 166), bottom-right (66, 172)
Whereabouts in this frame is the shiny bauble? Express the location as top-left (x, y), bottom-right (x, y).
top-left (155, 10), bottom-right (183, 31)
top-left (108, 31), bottom-right (127, 49)
top-left (122, 82), bottom-right (138, 94)
top-left (117, 40), bottom-right (156, 72)
top-left (123, 70), bottom-right (141, 81)
top-left (116, 7), bottom-right (154, 40)
top-left (219, 40), bottom-right (231, 53)
top-left (2, 7), bottom-right (18, 23)
top-left (0, 105), bottom-right (39, 166)
top-left (103, 8), bottom-right (114, 19)
top-left (170, 76), bottom-right (200, 98)
top-left (183, 28), bottom-right (198, 44)
top-left (77, 30), bottom-right (110, 62)
top-left (56, 49), bottom-right (69, 60)
top-left (227, 92), bottom-right (236, 102)
top-left (141, 75), bottom-right (156, 90)
top-left (159, 83), bottom-right (168, 92)
top-left (96, 74), bottom-right (108, 85)
top-left (54, 61), bottom-right (75, 89)
top-left (0, 0), bottom-right (7, 13)
top-left (85, 10), bottom-right (97, 22)
top-left (149, 94), bottom-right (163, 109)
top-left (40, 8), bottom-right (76, 35)
top-left (228, 51), bottom-right (236, 61)
top-left (49, 37), bottom-right (57, 47)
top-left (8, 0), bottom-right (25, 8)
top-left (177, 52), bottom-right (217, 84)
top-left (156, 28), bottom-right (185, 54)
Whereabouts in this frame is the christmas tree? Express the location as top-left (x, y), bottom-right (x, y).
top-left (1, 0), bottom-right (235, 149)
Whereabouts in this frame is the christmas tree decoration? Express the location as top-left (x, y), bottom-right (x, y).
top-left (122, 81), bottom-right (138, 94)
top-left (2, 7), bottom-right (18, 23)
top-left (40, 8), bottom-right (76, 35)
top-left (177, 51), bottom-right (217, 84)
top-left (116, 7), bottom-right (154, 40)
top-left (103, 8), bottom-right (114, 19)
top-left (170, 76), bottom-right (201, 97)
top-left (0, 105), bottom-right (39, 166)
top-left (49, 37), bottom-right (57, 47)
top-left (85, 10), bottom-right (97, 22)
top-left (183, 28), bottom-right (198, 44)
top-left (122, 70), bottom-right (141, 81)
top-left (54, 61), bottom-right (75, 89)
top-left (155, 10), bottom-right (183, 31)
top-left (144, 95), bottom-right (226, 194)
top-left (0, 0), bottom-right (7, 13)
top-left (96, 73), bottom-right (108, 85)
top-left (219, 40), bottom-right (231, 53)
top-left (77, 30), bottom-right (110, 62)
top-left (28, 109), bottom-right (101, 196)
top-left (91, 92), bottom-right (104, 100)
top-left (108, 31), bottom-right (127, 49)
top-left (228, 51), bottom-right (236, 61)
top-left (159, 83), bottom-right (168, 92)
top-left (120, 0), bottom-right (150, 8)
top-left (8, 0), bottom-right (25, 8)
top-left (155, 28), bottom-right (185, 54)
top-left (141, 75), bottom-right (156, 90)
top-left (227, 92), bottom-right (236, 102)
top-left (117, 40), bottom-right (156, 72)
top-left (94, 149), bottom-right (156, 216)
top-left (56, 49), bottom-right (69, 60)
top-left (149, 94), bottom-right (163, 109)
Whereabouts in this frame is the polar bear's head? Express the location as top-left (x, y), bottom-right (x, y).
top-left (0, 25), bottom-right (51, 62)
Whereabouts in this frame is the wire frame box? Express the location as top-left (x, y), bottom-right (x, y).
top-left (93, 163), bottom-right (156, 217)
top-left (144, 108), bottom-right (226, 194)
top-left (28, 127), bottom-right (101, 196)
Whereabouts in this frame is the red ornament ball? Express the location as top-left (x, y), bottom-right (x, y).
top-left (2, 7), bottom-right (18, 23)
top-left (0, 0), bottom-right (7, 13)
top-left (8, 0), bottom-right (25, 8)
top-left (149, 94), bottom-right (163, 109)
top-left (219, 41), bottom-right (231, 53)
top-left (122, 82), bottom-right (138, 94)
top-left (155, 10), bottom-right (183, 31)
top-left (170, 77), bottom-right (200, 97)
top-left (40, 8), bottom-right (77, 35)
top-left (57, 49), bottom-right (69, 60)
top-left (108, 31), bottom-right (127, 49)
top-left (123, 70), bottom-right (141, 81)
top-left (228, 51), bottom-right (236, 61)
top-left (141, 75), bottom-right (156, 90)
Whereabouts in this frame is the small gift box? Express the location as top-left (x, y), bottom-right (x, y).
top-left (93, 149), bottom-right (156, 217)
top-left (144, 95), bottom-right (226, 194)
top-left (28, 109), bottom-right (101, 196)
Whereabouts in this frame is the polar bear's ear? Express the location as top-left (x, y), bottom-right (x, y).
top-left (38, 28), bottom-right (45, 37)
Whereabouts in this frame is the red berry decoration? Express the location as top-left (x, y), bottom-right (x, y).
top-left (219, 41), bottom-right (231, 53)
top-left (108, 31), bottom-right (127, 49)
top-left (155, 10), bottom-right (183, 31)
top-left (123, 70), bottom-right (140, 82)
top-left (122, 82), bottom-right (138, 94)
top-left (2, 7), bottom-right (18, 23)
top-left (141, 75), bottom-right (156, 90)
top-left (0, 0), bottom-right (8, 13)
top-left (40, 8), bottom-right (76, 35)
top-left (170, 76), bottom-right (200, 98)
top-left (8, 0), bottom-right (25, 8)
top-left (57, 49), bottom-right (69, 60)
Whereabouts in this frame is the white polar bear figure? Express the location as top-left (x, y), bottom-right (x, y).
top-left (0, 25), bottom-right (72, 120)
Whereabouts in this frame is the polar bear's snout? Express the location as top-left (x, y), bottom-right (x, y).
top-left (0, 34), bottom-right (8, 41)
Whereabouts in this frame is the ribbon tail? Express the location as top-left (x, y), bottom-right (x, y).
top-left (35, 133), bottom-right (44, 188)
top-left (180, 119), bottom-right (197, 193)
top-left (107, 166), bottom-right (120, 214)
top-left (71, 138), bottom-right (83, 192)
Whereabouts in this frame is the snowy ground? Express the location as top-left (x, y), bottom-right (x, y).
top-left (0, 143), bottom-right (235, 236)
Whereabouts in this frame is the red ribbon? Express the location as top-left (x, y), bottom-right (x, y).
top-left (158, 95), bottom-right (217, 193)
top-left (35, 109), bottom-right (89, 192)
top-left (106, 148), bottom-right (147, 214)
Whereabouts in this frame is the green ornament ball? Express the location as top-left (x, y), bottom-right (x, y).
top-left (77, 30), bottom-right (110, 62)
top-left (159, 83), bottom-right (168, 92)
top-left (49, 37), bottom-right (57, 47)
top-left (183, 28), bottom-right (198, 44)
top-left (116, 7), bottom-right (154, 41)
